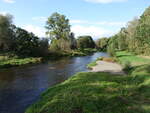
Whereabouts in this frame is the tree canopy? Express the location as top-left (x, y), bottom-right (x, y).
top-left (107, 6), bottom-right (150, 56)
top-left (77, 36), bottom-right (96, 49)
top-left (46, 12), bottom-right (71, 40)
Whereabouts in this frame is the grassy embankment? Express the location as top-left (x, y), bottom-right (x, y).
top-left (49, 48), bottom-right (98, 59)
top-left (87, 57), bottom-right (116, 69)
top-left (26, 51), bottom-right (150, 113)
top-left (0, 52), bottom-right (42, 69)
top-left (0, 49), bottom-right (97, 69)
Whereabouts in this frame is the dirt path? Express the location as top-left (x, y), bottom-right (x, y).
top-left (91, 61), bottom-right (125, 75)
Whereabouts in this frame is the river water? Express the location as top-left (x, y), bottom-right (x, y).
top-left (0, 52), bottom-right (109, 113)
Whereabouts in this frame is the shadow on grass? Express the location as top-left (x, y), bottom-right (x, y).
top-left (116, 54), bottom-right (132, 58)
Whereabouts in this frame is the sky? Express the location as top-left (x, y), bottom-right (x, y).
top-left (0, 0), bottom-right (149, 39)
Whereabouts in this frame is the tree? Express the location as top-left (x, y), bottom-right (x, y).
top-left (69, 32), bottom-right (77, 49)
top-left (107, 6), bottom-right (150, 56)
top-left (96, 37), bottom-right (109, 51)
top-left (46, 12), bottom-right (74, 52)
top-left (126, 18), bottom-right (139, 52)
top-left (0, 14), bottom-right (13, 51)
top-left (12, 26), bottom-right (40, 56)
top-left (77, 36), bottom-right (95, 49)
top-left (117, 27), bottom-right (128, 51)
top-left (46, 12), bottom-right (71, 40)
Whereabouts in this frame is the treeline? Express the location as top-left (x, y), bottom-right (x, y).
top-left (97, 6), bottom-right (150, 56)
top-left (46, 13), bottom-right (96, 52)
top-left (0, 13), bottom-right (96, 58)
top-left (108, 6), bottom-right (150, 55)
top-left (0, 14), bottom-right (49, 57)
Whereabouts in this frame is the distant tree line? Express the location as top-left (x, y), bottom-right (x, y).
top-left (46, 12), bottom-right (96, 52)
top-left (0, 12), bottom-right (96, 58)
top-left (96, 6), bottom-right (150, 56)
top-left (0, 14), bottom-right (49, 57)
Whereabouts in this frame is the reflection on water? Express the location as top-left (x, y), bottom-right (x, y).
top-left (0, 52), bottom-right (109, 113)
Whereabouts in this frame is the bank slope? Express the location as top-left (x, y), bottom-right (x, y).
top-left (26, 67), bottom-right (150, 113)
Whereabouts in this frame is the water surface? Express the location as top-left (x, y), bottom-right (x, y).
top-left (0, 52), bottom-right (109, 113)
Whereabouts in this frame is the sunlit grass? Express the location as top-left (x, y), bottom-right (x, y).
top-left (26, 67), bottom-right (150, 113)
top-left (0, 53), bottom-right (42, 68)
top-left (116, 51), bottom-right (150, 66)
top-left (26, 51), bottom-right (150, 113)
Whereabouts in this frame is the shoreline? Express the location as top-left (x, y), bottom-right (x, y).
top-left (91, 60), bottom-right (125, 75)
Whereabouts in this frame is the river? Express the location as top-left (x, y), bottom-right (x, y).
top-left (0, 52), bottom-right (109, 113)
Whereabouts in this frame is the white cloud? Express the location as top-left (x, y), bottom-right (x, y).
top-left (84, 0), bottom-right (127, 4)
top-left (23, 25), bottom-right (46, 37)
top-left (71, 25), bottom-right (116, 39)
top-left (70, 19), bottom-right (126, 26)
top-left (3, 0), bottom-right (15, 3)
top-left (70, 20), bottom-right (89, 24)
top-left (97, 21), bottom-right (126, 26)
top-left (0, 11), bottom-right (8, 16)
top-left (32, 17), bottom-right (47, 22)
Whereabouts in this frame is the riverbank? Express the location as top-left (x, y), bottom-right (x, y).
top-left (0, 53), bottom-right (42, 69)
top-left (0, 48), bottom-right (97, 69)
top-left (91, 61), bottom-right (124, 75)
top-left (26, 51), bottom-right (150, 113)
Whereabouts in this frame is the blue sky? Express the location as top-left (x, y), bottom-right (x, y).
top-left (0, 0), bottom-right (149, 39)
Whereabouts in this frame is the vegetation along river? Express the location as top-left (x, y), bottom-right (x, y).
top-left (0, 52), bottom-right (109, 113)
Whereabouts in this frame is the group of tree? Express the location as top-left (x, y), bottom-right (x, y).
top-left (45, 12), bottom-right (96, 52)
top-left (107, 6), bottom-right (150, 56)
top-left (96, 37), bottom-right (109, 51)
top-left (0, 12), bottom-right (96, 58)
top-left (0, 14), bottom-right (49, 57)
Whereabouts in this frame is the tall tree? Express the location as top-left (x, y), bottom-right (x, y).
top-left (45, 12), bottom-right (71, 40)
top-left (0, 14), bottom-right (13, 51)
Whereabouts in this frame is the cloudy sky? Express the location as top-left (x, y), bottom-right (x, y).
top-left (0, 0), bottom-right (149, 39)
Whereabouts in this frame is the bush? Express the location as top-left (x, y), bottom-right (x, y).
top-left (123, 61), bottom-right (132, 72)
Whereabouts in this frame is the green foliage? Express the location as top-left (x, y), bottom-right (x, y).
top-left (107, 6), bottom-right (150, 56)
top-left (0, 14), bottom-right (14, 51)
top-left (46, 13), bottom-right (78, 52)
top-left (26, 50), bottom-right (150, 113)
top-left (77, 36), bottom-right (96, 49)
top-left (50, 38), bottom-right (71, 51)
top-left (0, 53), bottom-right (42, 68)
top-left (122, 61), bottom-right (132, 72)
top-left (96, 37), bottom-right (109, 51)
top-left (46, 12), bottom-right (70, 40)
top-left (107, 43), bottom-right (116, 57)
top-left (87, 60), bottom-right (97, 69)
top-left (116, 51), bottom-right (150, 66)
top-left (0, 14), bottom-right (49, 57)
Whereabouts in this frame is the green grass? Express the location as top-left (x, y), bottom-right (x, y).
top-left (0, 53), bottom-right (42, 68)
top-left (0, 49), bottom-right (97, 69)
top-left (116, 51), bottom-right (150, 66)
top-left (26, 68), bottom-right (150, 113)
top-left (49, 48), bottom-right (98, 60)
top-left (87, 60), bottom-right (97, 69)
top-left (86, 57), bottom-right (102, 69)
top-left (26, 51), bottom-right (150, 113)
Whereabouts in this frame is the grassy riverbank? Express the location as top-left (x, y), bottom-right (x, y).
top-left (0, 49), bottom-right (97, 69)
top-left (116, 51), bottom-right (150, 66)
top-left (0, 53), bottom-right (42, 68)
top-left (26, 51), bottom-right (150, 113)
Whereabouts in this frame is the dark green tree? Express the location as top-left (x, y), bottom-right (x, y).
top-left (0, 14), bottom-right (14, 51)
top-left (96, 37), bottom-right (109, 51)
top-left (77, 36), bottom-right (95, 49)
top-left (46, 12), bottom-right (71, 40)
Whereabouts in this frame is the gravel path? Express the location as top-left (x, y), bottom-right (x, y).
top-left (91, 61), bottom-right (125, 75)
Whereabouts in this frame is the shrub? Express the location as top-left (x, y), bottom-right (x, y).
top-left (123, 61), bottom-right (132, 72)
